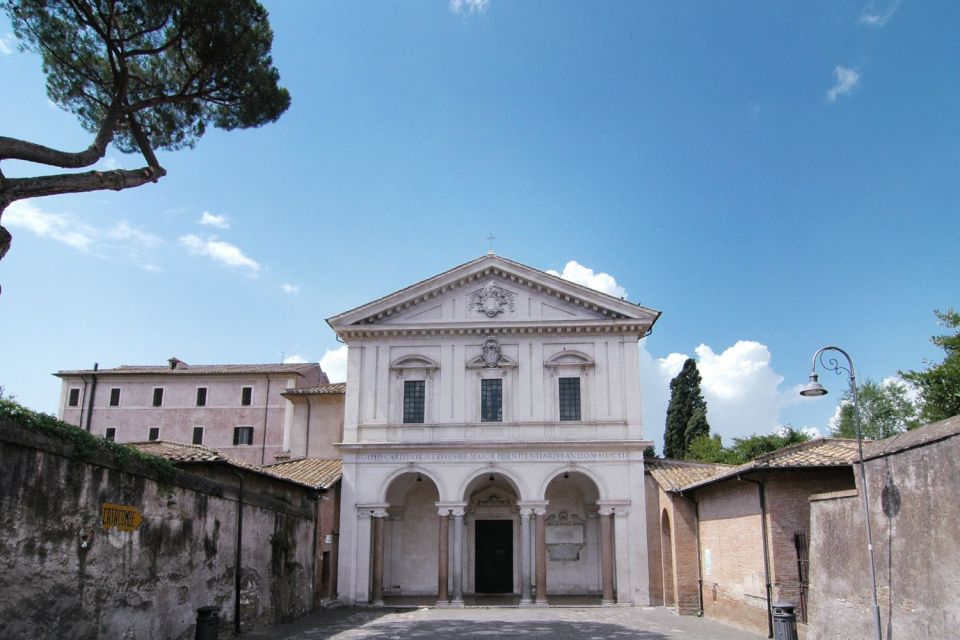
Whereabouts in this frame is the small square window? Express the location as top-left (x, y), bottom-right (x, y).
top-left (109, 388), bottom-right (121, 406)
top-left (481, 379), bottom-right (502, 423)
top-left (152, 388), bottom-right (164, 407)
top-left (68, 388), bottom-right (80, 407)
top-left (241, 387), bottom-right (253, 406)
top-left (104, 427), bottom-right (116, 442)
top-left (559, 377), bottom-right (581, 422)
top-left (196, 387), bottom-right (207, 407)
top-left (148, 427), bottom-right (160, 441)
top-left (403, 380), bottom-right (425, 424)
top-left (192, 426), bottom-right (204, 445)
top-left (233, 426), bottom-right (254, 445)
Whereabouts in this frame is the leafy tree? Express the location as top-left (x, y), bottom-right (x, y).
top-left (686, 428), bottom-right (811, 465)
top-left (664, 358), bottom-right (711, 458)
top-left (643, 444), bottom-right (656, 458)
top-left (901, 308), bottom-right (960, 423)
top-left (0, 0), bottom-right (290, 270)
top-left (831, 378), bottom-right (920, 440)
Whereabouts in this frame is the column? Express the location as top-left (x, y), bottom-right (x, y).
top-left (534, 506), bottom-right (548, 605)
top-left (519, 507), bottom-right (533, 605)
top-left (371, 508), bottom-right (388, 606)
top-left (437, 508), bottom-right (450, 605)
top-left (599, 507), bottom-right (615, 605)
top-left (451, 507), bottom-right (465, 606)
top-left (613, 507), bottom-right (632, 605)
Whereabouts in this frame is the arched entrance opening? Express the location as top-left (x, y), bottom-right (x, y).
top-left (661, 509), bottom-right (676, 610)
top-left (543, 471), bottom-right (602, 600)
top-left (463, 472), bottom-right (520, 597)
top-left (382, 472), bottom-right (440, 598)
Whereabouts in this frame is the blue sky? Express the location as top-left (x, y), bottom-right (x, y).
top-left (1, 1), bottom-right (957, 453)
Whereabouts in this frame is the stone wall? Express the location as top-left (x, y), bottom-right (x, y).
top-left (0, 420), bottom-right (317, 639)
top-left (808, 434), bottom-right (960, 640)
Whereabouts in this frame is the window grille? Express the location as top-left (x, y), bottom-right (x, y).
top-left (559, 377), bottom-right (581, 421)
top-left (403, 380), bottom-right (425, 424)
top-left (481, 378), bottom-right (503, 422)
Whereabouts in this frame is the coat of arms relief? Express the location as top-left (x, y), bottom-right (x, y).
top-left (467, 281), bottom-right (516, 318)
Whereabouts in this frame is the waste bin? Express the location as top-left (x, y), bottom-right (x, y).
top-left (772, 601), bottom-right (798, 640)
top-left (195, 606), bottom-right (220, 640)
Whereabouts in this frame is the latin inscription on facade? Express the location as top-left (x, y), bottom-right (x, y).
top-left (101, 503), bottom-right (143, 532)
top-left (356, 451), bottom-right (629, 463)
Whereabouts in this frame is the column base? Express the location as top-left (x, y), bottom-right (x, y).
top-left (534, 600), bottom-right (549, 608)
top-left (372, 599), bottom-right (385, 607)
top-left (601, 599), bottom-right (617, 607)
top-left (447, 599), bottom-right (465, 608)
top-left (518, 598), bottom-right (534, 608)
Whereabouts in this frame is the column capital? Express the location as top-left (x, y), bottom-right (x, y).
top-left (518, 507), bottom-right (533, 517)
top-left (451, 507), bottom-right (466, 518)
top-left (357, 503), bottom-right (390, 519)
top-left (597, 499), bottom-right (630, 516)
top-left (519, 500), bottom-right (548, 516)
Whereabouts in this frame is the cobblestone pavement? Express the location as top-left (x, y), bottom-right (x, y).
top-left (242, 606), bottom-right (765, 640)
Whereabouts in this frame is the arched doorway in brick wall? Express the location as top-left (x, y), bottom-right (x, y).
top-left (660, 509), bottom-right (676, 610)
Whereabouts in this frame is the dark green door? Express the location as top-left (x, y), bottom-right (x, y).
top-left (475, 519), bottom-right (513, 593)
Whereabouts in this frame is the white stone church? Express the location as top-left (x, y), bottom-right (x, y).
top-left (327, 253), bottom-right (660, 606)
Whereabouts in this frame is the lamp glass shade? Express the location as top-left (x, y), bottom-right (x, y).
top-left (799, 373), bottom-right (829, 397)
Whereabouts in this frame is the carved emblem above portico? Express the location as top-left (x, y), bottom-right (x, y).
top-left (467, 281), bottom-right (516, 318)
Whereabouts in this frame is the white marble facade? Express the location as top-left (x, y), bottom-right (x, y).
top-left (329, 254), bottom-right (660, 606)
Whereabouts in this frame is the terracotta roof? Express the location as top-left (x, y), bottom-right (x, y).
top-left (284, 383), bottom-right (347, 396)
top-left (645, 459), bottom-right (732, 492)
top-left (127, 441), bottom-right (326, 490)
top-left (55, 362), bottom-right (321, 377)
top-left (677, 438), bottom-right (860, 492)
top-left (862, 414), bottom-right (960, 461)
top-left (265, 458), bottom-right (342, 489)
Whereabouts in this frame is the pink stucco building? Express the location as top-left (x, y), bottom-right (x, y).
top-left (54, 357), bottom-right (328, 465)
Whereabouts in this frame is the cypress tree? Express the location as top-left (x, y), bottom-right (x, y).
top-left (664, 358), bottom-right (711, 458)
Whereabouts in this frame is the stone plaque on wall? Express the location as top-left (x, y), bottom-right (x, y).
top-left (546, 525), bottom-right (584, 545)
top-left (545, 511), bottom-right (585, 561)
top-left (548, 543), bottom-right (581, 561)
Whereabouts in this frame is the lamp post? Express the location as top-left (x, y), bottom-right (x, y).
top-left (800, 346), bottom-right (882, 640)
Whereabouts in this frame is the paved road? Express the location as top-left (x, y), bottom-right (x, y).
top-left (242, 606), bottom-right (766, 640)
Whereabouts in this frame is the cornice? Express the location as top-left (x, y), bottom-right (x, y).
top-left (336, 439), bottom-right (653, 452)
top-left (335, 319), bottom-right (650, 340)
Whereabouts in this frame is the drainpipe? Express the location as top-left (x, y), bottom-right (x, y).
top-left (260, 375), bottom-right (272, 465)
top-left (691, 494), bottom-right (705, 616)
top-left (304, 396), bottom-right (312, 458)
top-left (84, 363), bottom-right (99, 432)
top-left (740, 475), bottom-right (773, 638)
top-left (228, 468), bottom-right (244, 635)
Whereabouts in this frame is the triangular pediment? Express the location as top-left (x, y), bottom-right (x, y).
top-left (327, 254), bottom-right (660, 334)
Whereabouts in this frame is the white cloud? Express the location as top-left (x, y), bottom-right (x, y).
top-left (640, 339), bottom-right (794, 455)
top-left (547, 260), bottom-right (628, 298)
top-left (4, 200), bottom-right (95, 251)
top-left (283, 354), bottom-right (308, 364)
top-left (320, 345), bottom-right (348, 383)
top-left (281, 283), bottom-right (300, 294)
top-left (450, 0), bottom-right (488, 15)
top-left (178, 234), bottom-right (261, 276)
top-left (859, 0), bottom-right (901, 27)
top-left (0, 33), bottom-right (14, 55)
top-left (106, 220), bottom-right (162, 249)
top-left (141, 264), bottom-right (162, 273)
top-left (199, 211), bottom-right (230, 229)
top-left (827, 66), bottom-right (861, 102)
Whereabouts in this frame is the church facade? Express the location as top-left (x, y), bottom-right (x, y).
top-left (327, 254), bottom-right (660, 606)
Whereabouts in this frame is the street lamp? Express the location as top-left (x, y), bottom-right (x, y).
top-left (800, 346), bottom-right (882, 640)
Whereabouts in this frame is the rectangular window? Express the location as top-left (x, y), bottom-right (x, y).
top-left (152, 388), bottom-right (164, 407)
top-left (68, 388), bottom-right (80, 407)
top-left (196, 387), bottom-right (207, 407)
top-left (104, 427), bottom-right (116, 442)
top-left (481, 378), bottom-right (503, 422)
top-left (559, 377), bottom-right (581, 421)
top-left (403, 380), bottom-right (425, 424)
top-left (233, 426), bottom-right (254, 445)
top-left (192, 426), bottom-right (204, 445)
top-left (241, 386), bottom-right (253, 406)
top-left (109, 388), bottom-right (121, 406)
top-left (148, 427), bottom-right (160, 441)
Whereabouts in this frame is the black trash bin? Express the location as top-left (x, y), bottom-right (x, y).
top-left (772, 601), bottom-right (798, 640)
top-left (195, 606), bottom-right (220, 640)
